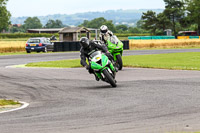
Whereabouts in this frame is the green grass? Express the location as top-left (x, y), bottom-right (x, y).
top-left (26, 52), bottom-right (200, 71)
top-left (0, 51), bottom-right (59, 56)
top-left (26, 59), bottom-right (82, 68)
top-left (0, 38), bottom-right (29, 41)
top-left (0, 99), bottom-right (20, 106)
top-left (0, 52), bottom-right (27, 56)
top-left (123, 52), bottom-right (200, 70)
top-left (132, 46), bottom-right (200, 50)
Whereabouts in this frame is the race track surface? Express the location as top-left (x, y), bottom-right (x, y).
top-left (0, 49), bottom-right (200, 133)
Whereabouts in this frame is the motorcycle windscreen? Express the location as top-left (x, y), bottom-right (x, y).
top-left (108, 35), bottom-right (119, 45)
top-left (91, 54), bottom-right (108, 70)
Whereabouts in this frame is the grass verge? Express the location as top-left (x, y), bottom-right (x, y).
top-left (26, 52), bottom-right (200, 71)
top-left (123, 52), bottom-right (200, 70)
top-left (0, 51), bottom-right (58, 56)
top-left (0, 99), bottom-right (20, 106)
top-left (26, 59), bottom-right (82, 68)
top-left (0, 52), bottom-right (27, 56)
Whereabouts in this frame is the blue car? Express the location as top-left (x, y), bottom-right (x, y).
top-left (26, 37), bottom-right (54, 53)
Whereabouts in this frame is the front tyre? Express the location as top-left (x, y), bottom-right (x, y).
top-left (116, 54), bottom-right (123, 70)
top-left (102, 69), bottom-right (117, 87)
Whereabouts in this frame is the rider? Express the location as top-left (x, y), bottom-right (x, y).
top-left (99, 25), bottom-right (113, 44)
top-left (80, 37), bottom-right (114, 81)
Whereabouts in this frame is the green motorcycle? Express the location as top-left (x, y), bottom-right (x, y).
top-left (106, 35), bottom-right (124, 70)
top-left (90, 51), bottom-right (117, 87)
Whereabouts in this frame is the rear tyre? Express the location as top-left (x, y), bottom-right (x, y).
top-left (116, 54), bottom-right (123, 70)
top-left (102, 69), bottom-right (117, 87)
top-left (26, 50), bottom-right (31, 53)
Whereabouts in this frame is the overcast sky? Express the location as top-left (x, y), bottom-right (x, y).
top-left (7, 0), bottom-right (165, 17)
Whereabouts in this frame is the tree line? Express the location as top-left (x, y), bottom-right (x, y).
top-left (9, 16), bottom-right (145, 34)
top-left (141, 0), bottom-right (200, 35)
top-left (10, 17), bottom-right (66, 33)
top-left (78, 17), bottom-right (145, 34)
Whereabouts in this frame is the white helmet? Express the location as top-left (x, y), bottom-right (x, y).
top-left (100, 25), bottom-right (108, 33)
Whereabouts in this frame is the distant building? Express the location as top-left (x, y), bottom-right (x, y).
top-left (59, 27), bottom-right (90, 41)
top-left (26, 27), bottom-right (99, 41)
top-left (12, 24), bottom-right (22, 27)
top-left (27, 28), bottom-right (63, 34)
top-left (178, 31), bottom-right (198, 36)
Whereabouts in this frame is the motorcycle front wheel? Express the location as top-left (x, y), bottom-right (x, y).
top-left (102, 69), bottom-right (117, 87)
top-left (116, 54), bottom-right (123, 70)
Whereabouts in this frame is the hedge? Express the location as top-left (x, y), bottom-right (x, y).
top-left (91, 33), bottom-right (150, 37)
top-left (0, 33), bottom-right (150, 39)
top-left (0, 33), bottom-right (59, 39)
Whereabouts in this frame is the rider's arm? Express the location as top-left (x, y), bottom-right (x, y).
top-left (99, 33), bottom-right (106, 44)
top-left (92, 41), bottom-right (108, 53)
top-left (99, 33), bottom-right (102, 41)
top-left (80, 48), bottom-right (89, 68)
top-left (91, 41), bottom-right (114, 62)
top-left (107, 30), bottom-right (113, 36)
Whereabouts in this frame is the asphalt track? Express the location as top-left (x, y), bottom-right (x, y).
top-left (0, 49), bottom-right (200, 133)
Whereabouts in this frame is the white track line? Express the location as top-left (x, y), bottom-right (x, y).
top-left (0, 101), bottom-right (29, 114)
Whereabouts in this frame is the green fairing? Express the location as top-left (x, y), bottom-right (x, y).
top-left (91, 54), bottom-right (108, 70)
top-left (107, 37), bottom-right (124, 61)
top-left (109, 62), bottom-right (115, 71)
top-left (88, 51), bottom-right (117, 87)
top-left (95, 73), bottom-right (102, 79)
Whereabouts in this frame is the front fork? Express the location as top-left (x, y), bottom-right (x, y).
top-left (113, 52), bottom-right (122, 61)
top-left (95, 62), bottom-right (116, 80)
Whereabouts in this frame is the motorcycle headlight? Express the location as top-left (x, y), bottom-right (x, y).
top-left (96, 57), bottom-right (100, 60)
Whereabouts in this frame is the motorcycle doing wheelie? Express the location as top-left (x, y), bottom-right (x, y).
top-left (106, 35), bottom-right (124, 70)
top-left (89, 51), bottom-right (117, 87)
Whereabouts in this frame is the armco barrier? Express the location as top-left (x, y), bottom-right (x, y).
top-left (189, 36), bottom-right (200, 39)
top-left (177, 36), bottom-right (200, 39)
top-left (177, 36), bottom-right (190, 39)
top-left (128, 36), bottom-right (176, 40)
top-left (54, 40), bottom-right (129, 52)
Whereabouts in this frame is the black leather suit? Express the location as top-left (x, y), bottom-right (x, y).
top-left (80, 41), bottom-right (112, 69)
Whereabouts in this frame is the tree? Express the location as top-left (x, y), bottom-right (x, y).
top-left (141, 10), bottom-right (158, 35)
top-left (79, 17), bottom-right (116, 32)
top-left (0, 0), bottom-right (11, 32)
top-left (45, 19), bottom-right (64, 28)
top-left (88, 17), bottom-right (107, 29)
top-left (23, 17), bottom-right (43, 31)
top-left (10, 26), bottom-right (25, 33)
top-left (102, 20), bottom-right (116, 32)
top-left (79, 20), bottom-right (90, 27)
top-left (116, 24), bottom-right (128, 33)
top-left (186, 0), bottom-right (200, 35)
top-left (163, 0), bottom-right (185, 35)
top-left (136, 20), bottom-right (144, 28)
top-left (156, 12), bottom-right (171, 32)
top-left (128, 27), bottom-right (144, 33)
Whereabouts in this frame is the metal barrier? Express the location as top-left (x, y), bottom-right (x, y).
top-left (128, 36), bottom-right (176, 40)
top-left (54, 40), bottom-right (129, 52)
top-left (128, 36), bottom-right (200, 40)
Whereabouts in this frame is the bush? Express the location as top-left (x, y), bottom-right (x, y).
top-left (90, 33), bottom-right (150, 38)
top-left (0, 33), bottom-right (59, 38)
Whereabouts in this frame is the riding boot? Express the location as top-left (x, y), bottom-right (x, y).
top-left (94, 74), bottom-right (100, 81)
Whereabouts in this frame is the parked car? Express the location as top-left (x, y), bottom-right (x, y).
top-left (25, 37), bottom-right (54, 53)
